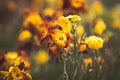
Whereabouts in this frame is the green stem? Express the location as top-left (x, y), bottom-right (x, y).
top-left (63, 54), bottom-right (69, 80)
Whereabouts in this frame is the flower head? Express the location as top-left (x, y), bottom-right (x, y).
top-left (23, 12), bottom-right (43, 29)
top-left (70, 0), bottom-right (84, 9)
top-left (94, 18), bottom-right (106, 35)
top-left (34, 50), bottom-right (49, 64)
top-left (18, 30), bottom-right (32, 42)
top-left (50, 29), bottom-right (67, 48)
top-left (0, 63), bottom-right (32, 80)
top-left (58, 16), bottom-right (72, 33)
top-left (85, 36), bottom-right (104, 49)
top-left (67, 15), bottom-right (81, 22)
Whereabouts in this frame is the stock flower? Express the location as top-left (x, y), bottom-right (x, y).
top-left (50, 29), bottom-right (67, 48)
top-left (70, 0), bottom-right (84, 9)
top-left (18, 30), bottom-right (32, 42)
top-left (94, 18), bottom-right (106, 35)
top-left (23, 12), bottom-right (43, 29)
top-left (76, 25), bottom-right (85, 36)
top-left (34, 50), bottom-right (49, 64)
top-left (85, 36), bottom-right (104, 49)
top-left (58, 16), bottom-right (72, 33)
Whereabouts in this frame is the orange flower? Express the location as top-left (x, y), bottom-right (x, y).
top-left (43, 8), bottom-right (55, 17)
top-left (50, 29), bottom-right (67, 48)
top-left (35, 24), bottom-right (48, 40)
top-left (47, 37), bottom-right (59, 57)
top-left (0, 64), bottom-right (32, 80)
top-left (70, 0), bottom-right (84, 9)
top-left (23, 12), bottom-right (43, 29)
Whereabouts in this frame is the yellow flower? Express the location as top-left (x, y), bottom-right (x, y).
top-left (5, 52), bottom-right (19, 65)
top-left (94, 18), bottom-right (106, 35)
top-left (90, 1), bottom-right (103, 15)
top-left (34, 50), bottom-right (49, 64)
top-left (76, 25), bottom-right (85, 36)
top-left (0, 65), bottom-right (32, 80)
top-left (43, 8), bottom-right (55, 17)
top-left (67, 15), bottom-right (81, 22)
top-left (58, 16), bottom-right (72, 33)
top-left (50, 29), bottom-right (67, 48)
top-left (112, 19), bottom-right (120, 29)
top-left (18, 30), bottom-right (32, 42)
top-left (70, 0), bottom-right (84, 9)
top-left (85, 36), bottom-right (104, 49)
top-left (23, 12), bottom-right (43, 29)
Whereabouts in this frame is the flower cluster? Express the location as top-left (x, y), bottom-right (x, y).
top-left (0, 62), bottom-right (32, 80)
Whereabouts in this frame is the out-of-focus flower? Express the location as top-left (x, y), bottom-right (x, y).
top-left (97, 56), bottom-right (105, 70)
top-left (18, 30), bottom-right (32, 42)
top-left (112, 19), bottom-right (120, 29)
top-left (43, 8), bottom-right (55, 17)
top-left (94, 18), bottom-right (106, 35)
top-left (18, 50), bottom-right (31, 69)
top-left (34, 50), bottom-right (49, 64)
top-left (46, 0), bottom-right (55, 3)
top-left (0, 63), bottom-right (32, 80)
top-left (50, 29), bottom-right (67, 48)
top-left (67, 15), bottom-right (81, 22)
top-left (23, 12), bottom-right (43, 29)
top-left (90, 1), bottom-right (103, 15)
top-left (5, 51), bottom-right (19, 65)
top-left (87, 1), bottom-right (103, 22)
top-left (35, 24), bottom-right (48, 41)
top-left (70, 0), bottom-right (84, 9)
top-left (5, 51), bottom-right (30, 69)
top-left (111, 6), bottom-right (120, 29)
top-left (57, 0), bottom-right (63, 9)
top-left (85, 36), bottom-right (104, 50)
top-left (102, 31), bottom-right (113, 42)
top-left (82, 57), bottom-right (93, 68)
top-left (79, 44), bottom-right (87, 53)
top-left (76, 25), bottom-right (85, 36)
top-left (6, 1), bottom-right (17, 13)
top-left (33, 35), bottom-right (41, 46)
top-left (32, 0), bottom-right (44, 11)
top-left (58, 16), bottom-right (72, 33)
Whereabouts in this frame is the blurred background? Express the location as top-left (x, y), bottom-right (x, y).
top-left (0, 0), bottom-right (120, 80)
